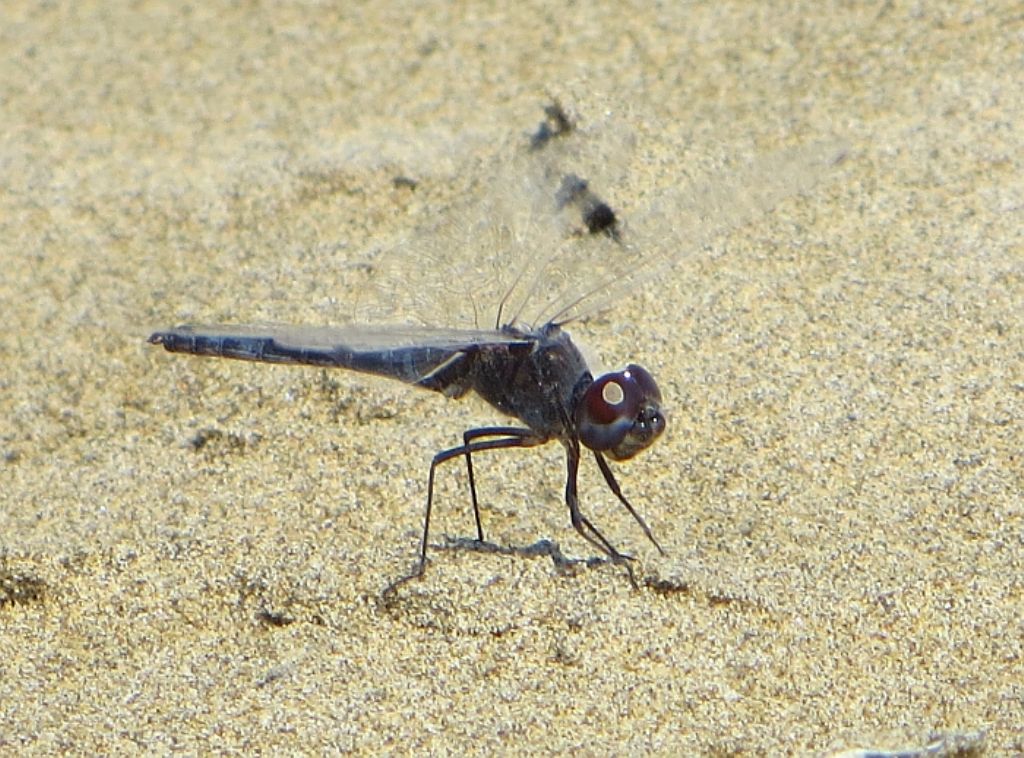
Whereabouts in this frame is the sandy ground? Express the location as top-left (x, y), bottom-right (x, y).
top-left (1, 1), bottom-right (1021, 754)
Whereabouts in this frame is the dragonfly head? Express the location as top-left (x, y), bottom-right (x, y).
top-left (577, 364), bottom-right (665, 461)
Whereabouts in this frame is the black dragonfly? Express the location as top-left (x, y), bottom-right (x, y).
top-left (149, 100), bottom-right (842, 580)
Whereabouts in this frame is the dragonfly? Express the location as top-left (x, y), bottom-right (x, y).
top-left (149, 99), bottom-right (843, 580)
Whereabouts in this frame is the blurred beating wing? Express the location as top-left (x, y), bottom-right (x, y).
top-left (364, 98), bottom-right (846, 331)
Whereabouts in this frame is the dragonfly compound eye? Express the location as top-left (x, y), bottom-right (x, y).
top-left (578, 364), bottom-right (666, 460)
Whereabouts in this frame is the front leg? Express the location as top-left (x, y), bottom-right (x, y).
top-left (593, 451), bottom-right (664, 555)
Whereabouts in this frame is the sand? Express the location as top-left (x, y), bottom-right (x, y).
top-left (1, 1), bottom-right (1020, 754)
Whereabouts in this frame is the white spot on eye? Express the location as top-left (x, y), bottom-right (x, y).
top-left (602, 380), bottom-right (625, 406)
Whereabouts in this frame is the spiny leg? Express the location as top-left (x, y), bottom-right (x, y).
top-left (593, 451), bottom-right (665, 555)
top-left (461, 427), bottom-right (539, 542)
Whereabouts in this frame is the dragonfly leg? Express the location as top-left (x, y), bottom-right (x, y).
top-left (562, 441), bottom-right (633, 563)
top-left (593, 451), bottom-right (665, 555)
top-left (420, 429), bottom-right (541, 571)
top-left (460, 427), bottom-right (538, 542)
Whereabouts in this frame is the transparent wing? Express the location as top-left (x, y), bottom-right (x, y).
top-left (362, 97), bottom-right (846, 330)
top-left (524, 133), bottom-right (849, 327)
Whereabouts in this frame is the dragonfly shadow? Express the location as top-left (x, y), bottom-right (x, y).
top-left (380, 535), bottom-right (640, 603)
